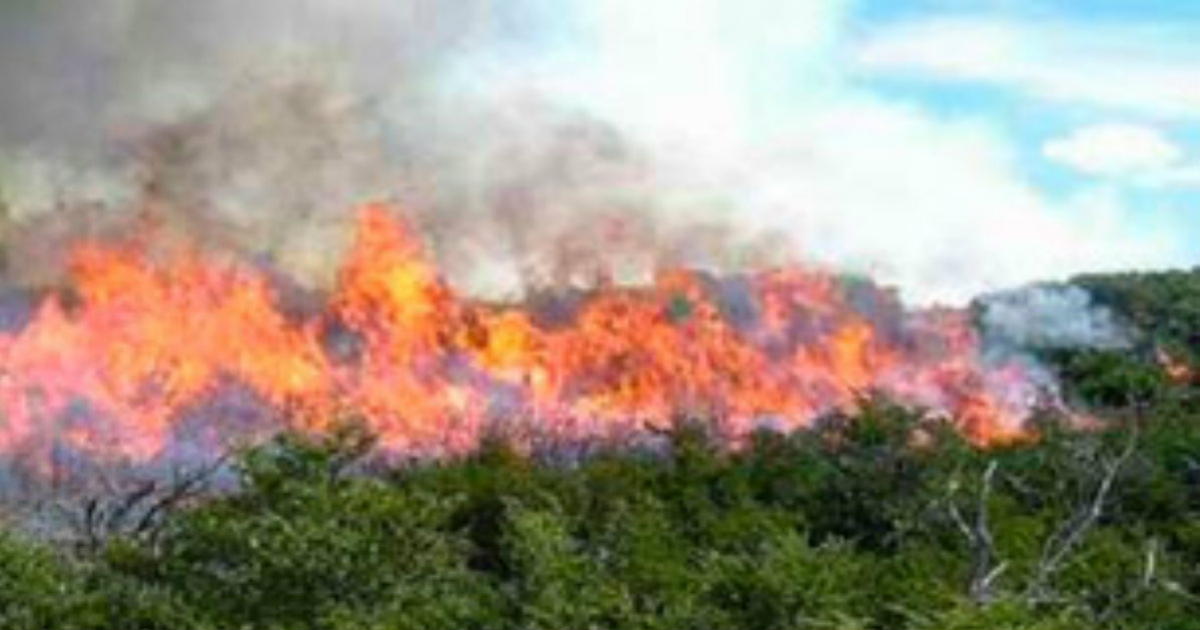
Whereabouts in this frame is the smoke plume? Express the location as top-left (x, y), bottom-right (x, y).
top-left (0, 0), bottom-right (1145, 313)
top-left (978, 285), bottom-right (1129, 352)
top-left (1, 0), bottom-right (778, 299)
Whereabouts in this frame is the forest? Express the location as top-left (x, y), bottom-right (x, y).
top-left (2, 269), bottom-right (1200, 630)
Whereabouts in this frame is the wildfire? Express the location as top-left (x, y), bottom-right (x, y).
top-left (1156, 347), bottom-right (1194, 385)
top-left (0, 203), bottom-right (1041, 472)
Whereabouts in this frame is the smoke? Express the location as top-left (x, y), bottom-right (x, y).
top-left (977, 285), bottom-right (1130, 351)
top-left (0, 0), bottom-right (1171, 305)
top-left (2, 0), bottom-right (788, 296)
top-left (0, 0), bottom-right (497, 281)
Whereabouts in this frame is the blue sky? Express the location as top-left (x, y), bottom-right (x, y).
top-left (852, 3), bottom-right (1200, 246)
top-left (849, 1), bottom-right (1200, 262)
top-left (470, 0), bottom-right (1200, 302)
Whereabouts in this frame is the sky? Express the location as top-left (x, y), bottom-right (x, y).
top-left (470, 0), bottom-right (1200, 303)
top-left (0, 0), bottom-right (1197, 305)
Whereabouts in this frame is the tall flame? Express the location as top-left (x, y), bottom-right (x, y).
top-left (0, 204), bottom-right (1041, 473)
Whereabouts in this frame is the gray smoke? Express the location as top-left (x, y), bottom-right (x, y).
top-left (0, 0), bottom-right (767, 296)
top-left (978, 285), bottom-right (1130, 351)
top-left (0, 0), bottom-right (467, 280)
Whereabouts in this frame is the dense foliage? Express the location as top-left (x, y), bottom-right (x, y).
top-left (1074, 269), bottom-right (1200, 365)
top-left (1, 270), bottom-right (1198, 630)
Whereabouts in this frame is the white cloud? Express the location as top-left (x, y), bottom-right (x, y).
top-left (1043, 123), bottom-right (1184, 177)
top-left (471, 1), bottom-right (1193, 304)
top-left (724, 99), bottom-right (1183, 303)
top-left (1041, 123), bottom-right (1200, 189)
top-left (511, 0), bottom-right (849, 149)
top-left (853, 18), bottom-right (1200, 120)
top-left (1140, 162), bottom-right (1200, 188)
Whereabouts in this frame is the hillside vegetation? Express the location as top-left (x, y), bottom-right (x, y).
top-left (1, 270), bottom-right (1199, 630)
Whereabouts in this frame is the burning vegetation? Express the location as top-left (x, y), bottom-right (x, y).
top-left (1, 3), bottom-right (1198, 628)
top-left (0, 201), bottom-right (1054, 480)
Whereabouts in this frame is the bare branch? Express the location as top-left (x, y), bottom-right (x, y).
top-left (134, 453), bottom-right (231, 541)
top-left (1142, 537), bottom-right (1158, 589)
top-left (54, 452), bottom-right (231, 554)
top-left (1028, 424), bottom-right (1138, 602)
top-left (947, 459), bottom-right (1006, 605)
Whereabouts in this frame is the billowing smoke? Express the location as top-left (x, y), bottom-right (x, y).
top-left (0, 0), bottom-right (780, 299)
top-left (2, 0), bottom-right (1158, 339)
top-left (2, 0), bottom-right (1174, 305)
top-left (970, 285), bottom-right (1130, 410)
top-left (977, 285), bottom-right (1129, 351)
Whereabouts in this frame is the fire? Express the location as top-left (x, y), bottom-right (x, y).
top-left (0, 203), bottom-right (1041, 472)
top-left (1156, 347), bottom-right (1193, 385)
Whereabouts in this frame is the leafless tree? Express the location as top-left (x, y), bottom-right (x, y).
top-left (1025, 421), bottom-right (1139, 604)
top-left (946, 411), bottom-right (1147, 609)
top-left (947, 459), bottom-right (1006, 605)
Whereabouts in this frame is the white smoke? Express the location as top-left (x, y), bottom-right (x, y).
top-left (0, 0), bottom-right (1183, 304)
top-left (978, 285), bottom-right (1130, 351)
top-left (444, 0), bottom-right (1184, 304)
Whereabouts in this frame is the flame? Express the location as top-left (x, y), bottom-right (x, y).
top-left (0, 203), bottom-right (1042, 472)
top-left (1156, 347), bottom-right (1193, 385)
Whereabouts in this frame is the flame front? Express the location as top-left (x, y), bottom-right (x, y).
top-left (0, 204), bottom-right (1040, 472)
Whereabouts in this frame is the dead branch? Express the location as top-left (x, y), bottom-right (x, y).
top-left (947, 459), bottom-right (1007, 605)
top-left (1027, 423), bottom-right (1139, 603)
top-left (1142, 537), bottom-right (1158, 589)
top-left (58, 452), bottom-right (230, 554)
top-left (133, 452), bottom-right (231, 542)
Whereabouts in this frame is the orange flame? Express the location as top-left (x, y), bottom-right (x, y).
top-left (0, 203), bottom-right (1040, 471)
top-left (1156, 347), bottom-right (1193, 385)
